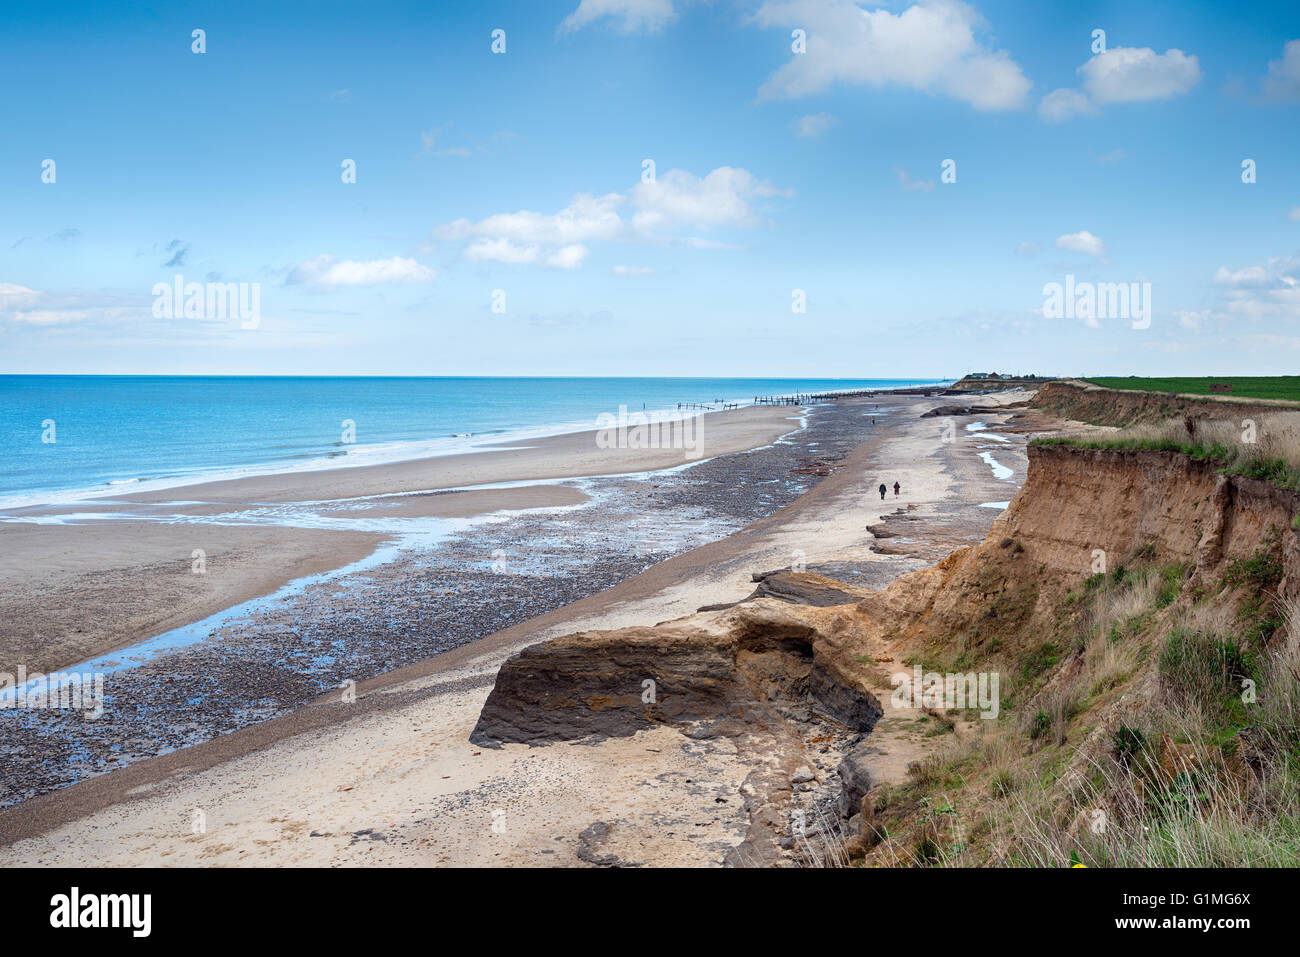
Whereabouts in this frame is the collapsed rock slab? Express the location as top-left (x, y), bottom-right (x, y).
top-left (470, 599), bottom-right (882, 749)
top-left (698, 569), bottom-right (876, 612)
top-left (919, 405), bottom-right (1000, 418)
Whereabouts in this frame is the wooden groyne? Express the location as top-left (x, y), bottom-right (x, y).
top-left (751, 387), bottom-right (943, 405)
top-left (676, 387), bottom-right (947, 411)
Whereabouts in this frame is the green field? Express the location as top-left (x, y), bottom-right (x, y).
top-left (1083, 377), bottom-right (1300, 402)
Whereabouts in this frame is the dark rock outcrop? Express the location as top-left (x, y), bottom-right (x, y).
top-left (813, 664), bottom-right (883, 731)
top-left (469, 600), bottom-right (882, 748)
top-left (575, 821), bottom-right (645, 867)
top-left (698, 569), bottom-right (874, 612)
top-left (919, 404), bottom-right (1001, 418)
top-left (836, 742), bottom-right (876, 818)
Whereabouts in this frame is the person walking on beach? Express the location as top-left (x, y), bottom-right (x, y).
top-left (893, 481), bottom-right (901, 496)
top-left (878, 483), bottom-right (887, 500)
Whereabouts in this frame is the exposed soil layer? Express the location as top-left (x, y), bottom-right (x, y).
top-left (1031, 379), bottom-right (1300, 428)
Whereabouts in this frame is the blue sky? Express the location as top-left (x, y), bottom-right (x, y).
top-left (1, 0), bottom-right (1298, 377)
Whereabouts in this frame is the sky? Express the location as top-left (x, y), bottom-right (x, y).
top-left (1, 0), bottom-right (1298, 378)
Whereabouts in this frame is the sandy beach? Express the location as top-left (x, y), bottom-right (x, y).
top-left (118, 403), bottom-right (802, 505)
top-left (0, 389), bottom-right (1044, 863)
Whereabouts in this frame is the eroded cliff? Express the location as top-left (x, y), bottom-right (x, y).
top-left (472, 440), bottom-right (1300, 866)
top-left (1030, 379), bottom-right (1300, 428)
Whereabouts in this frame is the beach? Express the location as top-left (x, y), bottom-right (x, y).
top-left (0, 388), bottom-right (1042, 862)
top-left (0, 404), bottom-right (796, 677)
top-left (0, 401), bottom-right (843, 806)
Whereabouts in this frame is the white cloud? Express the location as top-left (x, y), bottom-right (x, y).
top-left (464, 238), bottom-right (539, 264)
top-left (421, 134), bottom-right (471, 158)
top-left (545, 244), bottom-right (590, 269)
top-left (612, 264), bottom-right (653, 276)
top-left (1054, 231), bottom-right (1106, 257)
top-left (1214, 265), bottom-right (1271, 286)
top-left (1016, 241), bottom-right (1039, 257)
top-left (1038, 87), bottom-right (1096, 123)
top-left (1262, 39), bottom-right (1300, 100)
top-left (895, 168), bottom-right (934, 192)
top-left (10, 309), bottom-right (90, 325)
top-left (560, 0), bottom-right (676, 34)
top-left (288, 255), bottom-right (436, 286)
top-left (794, 112), bottom-right (837, 137)
top-left (681, 237), bottom-right (744, 250)
top-left (1039, 46), bottom-right (1200, 123)
top-left (629, 167), bottom-right (789, 232)
top-left (1222, 286), bottom-right (1300, 321)
top-left (754, 0), bottom-right (1031, 111)
top-left (0, 283), bottom-right (140, 327)
top-left (1250, 333), bottom-right (1300, 351)
top-left (0, 282), bottom-right (40, 308)
top-left (1079, 47), bottom-right (1201, 104)
top-left (1212, 255), bottom-right (1300, 320)
top-left (439, 192), bottom-right (626, 246)
top-left (1288, 206), bottom-right (1300, 222)
top-left (437, 166), bottom-right (788, 266)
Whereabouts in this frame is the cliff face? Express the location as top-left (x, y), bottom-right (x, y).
top-left (837, 443), bottom-right (1300, 671)
top-left (1012, 444), bottom-right (1300, 594)
top-left (1030, 379), bottom-right (1298, 428)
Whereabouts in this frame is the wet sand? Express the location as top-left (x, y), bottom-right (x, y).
top-left (0, 523), bottom-right (385, 676)
top-left (118, 404), bottom-right (799, 505)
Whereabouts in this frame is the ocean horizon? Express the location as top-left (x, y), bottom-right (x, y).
top-left (0, 375), bottom-right (950, 507)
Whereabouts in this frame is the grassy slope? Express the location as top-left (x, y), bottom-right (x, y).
top-left (857, 545), bottom-right (1300, 868)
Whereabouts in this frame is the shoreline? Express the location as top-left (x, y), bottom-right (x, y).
top-left (0, 404), bottom-right (803, 678)
top-left (0, 404), bottom-right (802, 516)
top-left (0, 389), bottom-right (1042, 860)
top-left (0, 401), bottom-right (834, 809)
top-left (0, 381), bottom-right (951, 513)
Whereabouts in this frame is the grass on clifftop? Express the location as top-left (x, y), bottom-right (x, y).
top-left (1032, 413), bottom-right (1300, 497)
top-left (1083, 376), bottom-right (1300, 402)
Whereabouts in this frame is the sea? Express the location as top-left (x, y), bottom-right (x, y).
top-left (0, 375), bottom-right (950, 508)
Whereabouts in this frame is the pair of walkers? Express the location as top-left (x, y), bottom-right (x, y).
top-left (878, 481), bottom-right (900, 500)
